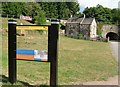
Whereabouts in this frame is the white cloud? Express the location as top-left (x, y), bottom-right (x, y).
top-left (78, 0), bottom-right (119, 9)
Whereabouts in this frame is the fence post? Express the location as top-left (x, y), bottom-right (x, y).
top-left (8, 20), bottom-right (17, 84)
top-left (48, 20), bottom-right (59, 87)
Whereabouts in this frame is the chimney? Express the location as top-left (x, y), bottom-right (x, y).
top-left (83, 14), bottom-right (85, 19)
top-left (80, 13), bottom-right (85, 24)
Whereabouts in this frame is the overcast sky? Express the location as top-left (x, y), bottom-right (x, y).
top-left (78, 0), bottom-right (120, 12)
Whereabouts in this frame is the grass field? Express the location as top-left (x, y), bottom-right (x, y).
top-left (2, 31), bottom-right (118, 86)
top-left (1, 18), bottom-right (118, 86)
top-left (1, 18), bottom-right (34, 30)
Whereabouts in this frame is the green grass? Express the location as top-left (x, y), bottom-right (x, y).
top-left (58, 36), bottom-right (118, 84)
top-left (1, 18), bottom-right (8, 29)
top-left (1, 17), bottom-right (118, 86)
top-left (1, 18), bottom-right (34, 30)
top-left (2, 32), bottom-right (118, 86)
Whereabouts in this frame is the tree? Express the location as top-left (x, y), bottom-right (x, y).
top-left (2, 2), bottom-right (81, 21)
top-left (38, 2), bottom-right (58, 19)
top-left (83, 4), bottom-right (119, 34)
top-left (39, 2), bottom-right (80, 19)
top-left (111, 9), bottom-right (120, 25)
top-left (34, 10), bottom-right (46, 24)
top-left (66, 1), bottom-right (80, 17)
top-left (38, 2), bottom-right (50, 18)
top-left (22, 2), bottom-right (46, 23)
top-left (56, 2), bottom-right (70, 19)
top-left (2, 2), bottom-right (25, 16)
top-left (23, 2), bottom-right (41, 17)
top-left (83, 4), bottom-right (112, 23)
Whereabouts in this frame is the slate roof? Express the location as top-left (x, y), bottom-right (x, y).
top-left (67, 17), bottom-right (94, 24)
top-left (67, 17), bottom-right (82, 23)
top-left (82, 18), bottom-right (94, 24)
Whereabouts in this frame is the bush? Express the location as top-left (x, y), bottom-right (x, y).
top-left (78, 33), bottom-right (84, 39)
top-left (97, 23), bottom-right (103, 35)
top-left (34, 10), bottom-right (46, 24)
top-left (96, 36), bottom-right (107, 42)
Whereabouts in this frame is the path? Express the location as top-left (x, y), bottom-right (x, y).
top-left (109, 41), bottom-right (120, 61)
top-left (83, 76), bottom-right (118, 85)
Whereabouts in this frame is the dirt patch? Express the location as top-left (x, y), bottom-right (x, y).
top-left (83, 76), bottom-right (118, 85)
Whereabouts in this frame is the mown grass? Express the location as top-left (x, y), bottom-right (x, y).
top-left (2, 31), bottom-right (118, 86)
top-left (58, 36), bottom-right (118, 85)
top-left (1, 18), bottom-right (33, 30)
top-left (1, 18), bottom-right (118, 86)
top-left (1, 18), bottom-right (8, 29)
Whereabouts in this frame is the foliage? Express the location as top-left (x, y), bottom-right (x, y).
top-left (97, 23), bottom-right (104, 35)
top-left (83, 4), bottom-right (118, 24)
top-left (2, 2), bottom-right (120, 25)
top-left (83, 4), bottom-right (120, 34)
top-left (57, 2), bottom-right (69, 19)
top-left (118, 10), bottom-right (120, 25)
top-left (2, 2), bottom-right (80, 21)
top-left (38, 2), bottom-right (80, 19)
top-left (65, 1), bottom-right (80, 18)
top-left (22, 2), bottom-right (46, 23)
top-left (78, 33), bottom-right (84, 39)
top-left (111, 9), bottom-right (120, 25)
top-left (38, 2), bottom-right (58, 19)
top-left (2, 2), bottom-right (25, 16)
top-left (34, 10), bottom-right (46, 24)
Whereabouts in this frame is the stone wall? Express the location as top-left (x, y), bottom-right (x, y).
top-left (102, 25), bottom-right (119, 39)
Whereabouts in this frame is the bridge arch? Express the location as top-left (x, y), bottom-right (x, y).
top-left (102, 25), bottom-right (119, 40)
top-left (106, 32), bottom-right (119, 40)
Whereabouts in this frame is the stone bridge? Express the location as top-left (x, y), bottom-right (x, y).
top-left (102, 25), bottom-right (120, 40)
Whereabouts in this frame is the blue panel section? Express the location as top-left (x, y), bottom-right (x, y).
top-left (16, 49), bottom-right (34, 55)
top-left (34, 58), bottom-right (41, 61)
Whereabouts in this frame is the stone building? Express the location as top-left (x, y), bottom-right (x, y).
top-left (102, 25), bottom-right (120, 40)
top-left (65, 17), bottom-right (97, 40)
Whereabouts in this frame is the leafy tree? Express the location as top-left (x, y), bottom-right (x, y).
top-left (111, 9), bottom-right (120, 25)
top-left (117, 10), bottom-right (120, 25)
top-left (83, 4), bottom-right (112, 23)
top-left (83, 4), bottom-right (119, 34)
top-left (2, 2), bottom-right (25, 16)
top-left (66, 1), bottom-right (80, 17)
top-left (22, 2), bottom-right (46, 23)
top-left (39, 2), bottom-right (80, 19)
top-left (39, 2), bottom-right (58, 19)
top-left (38, 2), bottom-right (50, 18)
top-left (2, 2), bottom-right (81, 22)
top-left (34, 10), bottom-right (46, 24)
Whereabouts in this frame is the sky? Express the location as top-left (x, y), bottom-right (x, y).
top-left (78, 0), bottom-right (120, 12)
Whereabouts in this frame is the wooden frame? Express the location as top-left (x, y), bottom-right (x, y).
top-left (8, 19), bottom-right (59, 86)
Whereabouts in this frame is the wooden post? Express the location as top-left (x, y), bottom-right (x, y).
top-left (48, 20), bottom-right (59, 87)
top-left (8, 20), bottom-right (17, 84)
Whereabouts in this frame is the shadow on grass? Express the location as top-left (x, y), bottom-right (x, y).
top-left (0, 75), bottom-right (49, 87)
